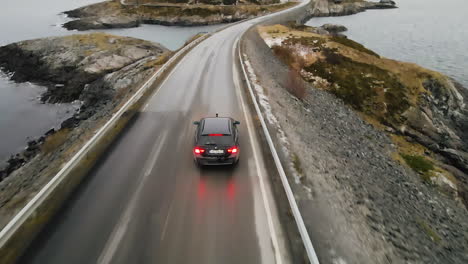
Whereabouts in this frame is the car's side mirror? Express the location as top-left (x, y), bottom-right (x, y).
top-left (233, 121), bottom-right (240, 125)
top-left (193, 121), bottom-right (200, 125)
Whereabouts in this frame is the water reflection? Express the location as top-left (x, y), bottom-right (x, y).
top-left (0, 74), bottom-right (80, 164)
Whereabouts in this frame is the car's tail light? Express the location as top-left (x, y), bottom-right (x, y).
top-left (209, 134), bottom-right (224, 136)
top-left (227, 146), bottom-right (238, 154)
top-left (194, 147), bottom-right (205, 154)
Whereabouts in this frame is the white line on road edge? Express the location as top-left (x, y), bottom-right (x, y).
top-left (232, 38), bottom-right (283, 264)
top-left (237, 35), bottom-right (320, 264)
top-left (0, 32), bottom-right (210, 252)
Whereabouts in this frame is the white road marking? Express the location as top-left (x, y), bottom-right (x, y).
top-left (232, 38), bottom-right (283, 264)
top-left (160, 199), bottom-right (174, 241)
top-left (97, 131), bottom-right (168, 264)
top-left (143, 131), bottom-right (169, 178)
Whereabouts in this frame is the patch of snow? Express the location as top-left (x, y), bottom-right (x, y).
top-left (333, 257), bottom-right (348, 264)
top-left (243, 55), bottom-right (303, 184)
top-left (282, 42), bottom-right (317, 59)
top-left (329, 248), bottom-right (348, 264)
top-left (263, 36), bottom-right (286, 48)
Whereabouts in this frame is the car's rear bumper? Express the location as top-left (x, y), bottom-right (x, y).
top-left (195, 156), bottom-right (238, 166)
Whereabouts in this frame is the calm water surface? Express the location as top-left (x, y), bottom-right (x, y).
top-left (0, 0), bottom-right (223, 163)
top-left (306, 0), bottom-right (468, 88)
top-left (0, 73), bottom-right (80, 162)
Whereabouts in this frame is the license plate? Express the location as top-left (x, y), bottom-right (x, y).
top-left (209, 149), bottom-right (224, 154)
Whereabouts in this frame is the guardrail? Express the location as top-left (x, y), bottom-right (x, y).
top-left (237, 29), bottom-right (320, 264)
top-left (0, 32), bottom-right (210, 264)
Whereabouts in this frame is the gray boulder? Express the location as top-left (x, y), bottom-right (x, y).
top-left (320, 23), bottom-right (348, 33)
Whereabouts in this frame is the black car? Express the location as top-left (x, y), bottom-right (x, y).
top-left (193, 115), bottom-right (240, 166)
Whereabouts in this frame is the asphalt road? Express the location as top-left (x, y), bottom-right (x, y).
top-left (18, 2), bottom-right (309, 263)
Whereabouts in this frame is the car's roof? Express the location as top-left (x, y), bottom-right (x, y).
top-left (201, 117), bottom-right (231, 135)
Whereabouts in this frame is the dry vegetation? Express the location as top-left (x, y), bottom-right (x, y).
top-left (258, 24), bottom-right (459, 193)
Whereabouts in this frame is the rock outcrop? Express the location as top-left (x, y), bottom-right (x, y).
top-left (0, 33), bottom-right (168, 103)
top-left (0, 33), bottom-right (170, 182)
top-left (310, 0), bottom-right (397, 17)
top-left (320, 23), bottom-right (347, 34)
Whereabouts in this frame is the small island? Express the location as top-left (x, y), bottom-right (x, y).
top-left (63, 0), bottom-right (298, 30)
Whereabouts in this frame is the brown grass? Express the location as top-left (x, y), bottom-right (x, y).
top-left (41, 129), bottom-right (71, 154)
top-left (271, 45), bottom-right (295, 65)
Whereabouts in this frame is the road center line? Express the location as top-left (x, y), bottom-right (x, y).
top-left (160, 199), bottom-right (174, 241)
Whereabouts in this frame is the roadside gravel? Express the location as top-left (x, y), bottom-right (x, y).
top-left (242, 27), bottom-right (468, 264)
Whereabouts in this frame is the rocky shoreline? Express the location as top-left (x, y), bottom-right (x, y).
top-left (242, 21), bottom-right (468, 263)
top-left (0, 33), bottom-right (171, 228)
top-left (62, 0), bottom-right (296, 31)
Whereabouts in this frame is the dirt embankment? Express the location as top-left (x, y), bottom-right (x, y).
top-left (242, 24), bottom-right (468, 263)
top-left (0, 33), bottom-right (171, 228)
top-left (62, 0), bottom-right (297, 30)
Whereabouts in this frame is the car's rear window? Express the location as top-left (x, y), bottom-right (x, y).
top-left (201, 118), bottom-right (231, 135)
top-left (199, 135), bottom-right (233, 145)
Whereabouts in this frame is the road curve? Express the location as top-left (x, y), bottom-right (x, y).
top-left (18, 1), bottom-right (309, 263)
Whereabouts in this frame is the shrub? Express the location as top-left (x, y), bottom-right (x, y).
top-left (285, 68), bottom-right (307, 100)
top-left (272, 44), bottom-right (305, 70)
top-left (401, 154), bottom-right (434, 174)
top-left (272, 45), bottom-right (296, 66)
top-left (322, 47), bottom-right (343, 65)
